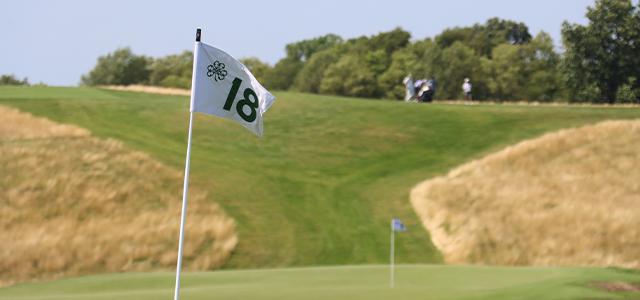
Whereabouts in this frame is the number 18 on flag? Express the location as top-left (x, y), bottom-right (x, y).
top-left (190, 36), bottom-right (276, 137)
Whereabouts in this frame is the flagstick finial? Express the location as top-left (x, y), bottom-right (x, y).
top-left (196, 28), bottom-right (201, 42)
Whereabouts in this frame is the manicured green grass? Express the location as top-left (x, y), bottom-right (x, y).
top-left (1, 86), bottom-right (639, 270)
top-left (2, 265), bottom-right (640, 300)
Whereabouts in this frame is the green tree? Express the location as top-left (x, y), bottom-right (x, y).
top-left (480, 31), bottom-right (561, 102)
top-left (287, 28), bottom-right (410, 97)
top-left (363, 50), bottom-right (391, 75)
top-left (436, 18), bottom-right (531, 58)
top-left (261, 58), bottom-right (303, 91)
top-left (319, 55), bottom-right (376, 98)
top-left (484, 17), bottom-right (532, 45)
top-left (560, 0), bottom-right (640, 103)
top-left (291, 49), bottom-right (339, 93)
top-left (362, 27), bottom-right (411, 55)
top-left (81, 47), bottom-right (151, 86)
top-left (615, 77), bottom-right (640, 103)
top-left (436, 25), bottom-right (492, 57)
top-left (520, 32), bottom-right (562, 102)
top-left (0, 74), bottom-right (29, 86)
top-left (482, 44), bottom-right (526, 101)
top-left (265, 34), bottom-right (340, 90)
top-left (149, 50), bottom-right (193, 89)
top-left (285, 34), bottom-right (343, 61)
top-left (239, 57), bottom-right (273, 86)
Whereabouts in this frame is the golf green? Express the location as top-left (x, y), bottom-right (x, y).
top-left (1, 265), bottom-right (639, 300)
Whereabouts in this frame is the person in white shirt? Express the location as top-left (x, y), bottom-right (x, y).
top-left (462, 78), bottom-right (472, 105)
top-left (403, 74), bottom-right (415, 102)
top-left (414, 78), bottom-right (427, 95)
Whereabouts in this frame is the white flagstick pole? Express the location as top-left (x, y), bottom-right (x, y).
top-left (173, 28), bottom-right (201, 300)
top-left (391, 220), bottom-right (394, 289)
top-left (173, 111), bottom-right (193, 300)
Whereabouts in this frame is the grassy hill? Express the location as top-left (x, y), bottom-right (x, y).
top-left (1, 86), bottom-right (639, 270)
top-left (2, 265), bottom-right (640, 300)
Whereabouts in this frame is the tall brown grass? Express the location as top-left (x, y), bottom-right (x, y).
top-left (0, 106), bottom-right (90, 140)
top-left (101, 85), bottom-right (191, 96)
top-left (0, 106), bottom-right (237, 287)
top-left (411, 120), bottom-right (640, 268)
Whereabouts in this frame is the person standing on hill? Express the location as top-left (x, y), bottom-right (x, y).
top-left (414, 78), bottom-right (427, 96)
top-left (417, 82), bottom-right (431, 103)
top-left (403, 74), bottom-right (415, 102)
top-left (425, 76), bottom-right (437, 102)
top-left (462, 78), bottom-right (472, 105)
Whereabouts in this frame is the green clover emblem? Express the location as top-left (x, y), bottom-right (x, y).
top-left (206, 61), bottom-right (227, 82)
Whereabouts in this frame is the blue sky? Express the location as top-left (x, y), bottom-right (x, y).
top-left (2, 0), bottom-right (600, 86)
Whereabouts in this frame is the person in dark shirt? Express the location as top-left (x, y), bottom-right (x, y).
top-left (425, 76), bottom-right (437, 102)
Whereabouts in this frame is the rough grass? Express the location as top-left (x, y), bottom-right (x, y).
top-left (0, 106), bottom-right (90, 140)
top-left (411, 119), bottom-right (640, 268)
top-left (0, 106), bottom-right (237, 287)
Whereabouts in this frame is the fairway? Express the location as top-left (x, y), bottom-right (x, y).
top-left (1, 86), bottom-right (640, 271)
top-left (1, 265), bottom-right (640, 300)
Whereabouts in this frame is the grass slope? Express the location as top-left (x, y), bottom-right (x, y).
top-left (2, 265), bottom-right (640, 300)
top-left (1, 86), bottom-right (639, 269)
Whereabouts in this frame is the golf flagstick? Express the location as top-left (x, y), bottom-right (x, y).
top-left (391, 219), bottom-right (394, 289)
top-left (173, 28), bottom-right (276, 300)
top-left (173, 28), bottom-right (200, 300)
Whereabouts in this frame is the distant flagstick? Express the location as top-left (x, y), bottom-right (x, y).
top-left (173, 28), bottom-right (201, 300)
top-left (390, 219), bottom-right (395, 289)
top-left (390, 218), bottom-right (405, 289)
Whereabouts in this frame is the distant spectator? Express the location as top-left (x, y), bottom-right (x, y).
top-left (462, 78), bottom-right (472, 105)
top-left (414, 78), bottom-right (427, 96)
top-left (417, 83), bottom-right (431, 103)
top-left (402, 74), bottom-right (415, 102)
top-left (424, 76), bottom-right (437, 102)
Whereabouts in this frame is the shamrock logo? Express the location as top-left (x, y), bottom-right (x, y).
top-left (206, 61), bottom-right (227, 82)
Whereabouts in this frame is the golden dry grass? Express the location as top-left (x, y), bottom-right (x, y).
top-left (0, 106), bottom-right (237, 287)
top-left (411, 119), bottom-right (640, 268)
top-left (100, 85), bottom-right (191, 96)
top-left (0, 106), bottom-right (91, 140)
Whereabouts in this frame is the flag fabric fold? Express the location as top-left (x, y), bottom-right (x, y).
top-left (392, 219), bottom-right (406, 231)
top-left (190, 41), bottom-right (276, 137)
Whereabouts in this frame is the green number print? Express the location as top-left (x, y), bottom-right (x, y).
top-left (223, 78), bottom-right (242, 111)
top-left (223, 77), bottom-right (259, 122)
top-left (237, 88), bottom-right (258, 122)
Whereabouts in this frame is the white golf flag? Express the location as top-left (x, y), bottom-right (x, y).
top-left (392, 219), bottom-right (406, 231)
top-left (190, 41), bottom-right (276, 137)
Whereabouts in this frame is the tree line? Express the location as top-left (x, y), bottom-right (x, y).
top-left (0, 74), bottom-right (49, 87)
top-left (81, 0), bottom-right (640, 103)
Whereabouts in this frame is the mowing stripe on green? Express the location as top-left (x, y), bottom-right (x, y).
top-left (1, 265), bottom-right (638, 300)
